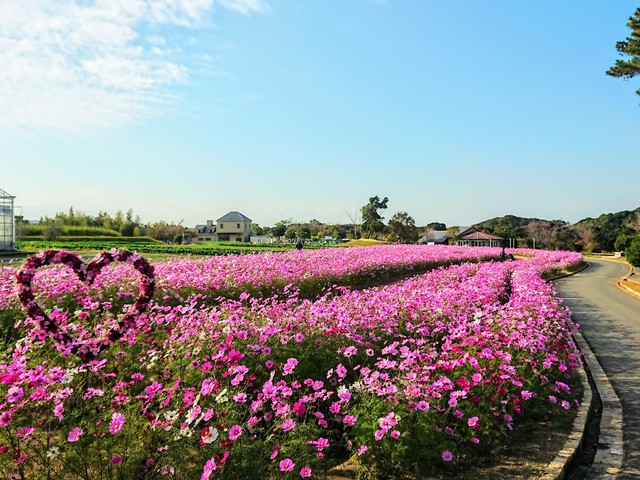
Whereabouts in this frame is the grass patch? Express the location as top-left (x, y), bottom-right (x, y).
top-left (342, 239), bottom-right (389, 247)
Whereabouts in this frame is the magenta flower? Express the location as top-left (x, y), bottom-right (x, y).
top-left (68, 427), bottom-right (83, 442)
top-left (111, 455), bottom-right (122, 464)
top-left (229, 425), bottom-right (242, 440)
top-left (343, 415), bottom-right (357, 426)
top-left (281, 419), bottom-right (296, 431)
top-left (201, 457), bottom-right (218, 479)
top-left (442, 450), bottom-right (453, 462)
top-left (279, 458), bottom-right (295, 472)
top-left (300, 466), bottom-right (312, 477)
top-left (283, 357), bottom-right (298, 375)
top-left (110, 412), bottom-right (125, 434)
top-left (0, 411), bottom-right (13, 427)
top-left (315, 437), bottom-right (329, 451)
top-left (467, 416), bottom-right (479, 428)
top-left (7, 386), bottom-right (24, 403)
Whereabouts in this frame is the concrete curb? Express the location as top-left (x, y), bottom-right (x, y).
top-left (618, 281), bottom-right (640, 299)
top-left (540, 347), bottom-right (593, 480)
top-left (547, 258), bottom-right (625, 479)
top-left (593, 256), bottom-right (640, 301)
top-left (571, 328), bottom-right (624, 478)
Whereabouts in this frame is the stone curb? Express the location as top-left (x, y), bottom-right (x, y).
top-left (593, 256), bottom-right (640, 300)
top-left (540, 344), bottom-right (592, 480)
top-left (570, 327), bottom-right (624, 478)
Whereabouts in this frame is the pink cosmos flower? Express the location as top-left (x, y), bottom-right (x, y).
top-left (111, 455), bottom-right (122, 464)
top-left (54, 403), bottom-right (64, 421)
top-left (229, 425), bottom-right (242, 440)
top-left (0, 412), bottom-right (13, 427)
top-left (379, 413), bottom-right (398, 430)
top-left (521, 390), bottom-right (535, 400)
top-left (283, 358), bottom-right (298, 375)
top-left (467, 416), bottom-right (479, 428)
top-left (201, 457), bottom-right (217, 480)
top-left (343, 415), bottom-right (357, 426)
top-left (7, 386), bottom-right (24, 403)
top-left (68, 427), bottom-right (83, 442)
top-left (279, 458), bottom-right (294, 472)
top-left (315, 437), bottom-right (329, 451)
top-left (233, 392), bottom-right (247, 403)
top-left (415, 400), bottom-right (429, 412)
top-left (357, 445), bottom-right (369, 456)
top-left (281, 419), bottom-right (296, 431)
top-left (300, 466), bottom-right (312, 477)
top-left (390, 430), bottom-right (400, 439)
top-left (16, 427), bottom-right (35, 439)
top-left (201, 378), bottom-right (216, 396)
top-left (293, 400), bottom-right (306, 416)
top-left (442, 450), bottom-right (453, 462)
top-left (110, 412), bottom-right (125, 434)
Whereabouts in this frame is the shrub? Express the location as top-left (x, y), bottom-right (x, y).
top-left (626, 235), bottom-right (640, 266)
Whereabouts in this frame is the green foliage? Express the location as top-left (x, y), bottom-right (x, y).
top-left (615, 233), bottom-right (634, 251)
top-left (481, 215), bottom-right (529, 241)
top-left (626, 236), bottom-right (640, 266)
top-left (606, 7), bottom-right (640, 96)
top-left (386, 211), bottom-right (418, 243)
top-left (575, 208), bottom-right (640, 252)
top-left (425, 222), bottom-right (447, 231)
top-left (361, 196), bottom-right (388, 239)
top-left (22, 224), bottom-right (124, 238)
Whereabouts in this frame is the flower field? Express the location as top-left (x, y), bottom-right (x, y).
top-left (0, 246), bottom-right (584, 479)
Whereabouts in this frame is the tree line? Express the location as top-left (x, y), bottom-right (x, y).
top-left (16, 208), bottom-right (186, 243)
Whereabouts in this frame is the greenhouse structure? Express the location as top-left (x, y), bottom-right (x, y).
top-left (0, 188), bottom-right (15, 251)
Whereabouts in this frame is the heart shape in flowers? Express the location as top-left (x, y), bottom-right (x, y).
top-left (16, 249), bottom-right (155, 362)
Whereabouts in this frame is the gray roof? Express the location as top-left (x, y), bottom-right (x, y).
top-left (418, 230), bottom-right (449, 244)
top-left (217, 211), bottom-right (252, 222)
top-left (0, 188), bottom-right (14, 199)
top-left (195, 224), bottom-right (216, 234)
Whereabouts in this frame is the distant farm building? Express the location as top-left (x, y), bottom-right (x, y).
top-left (188, 211), bottom-right (253, 243)
top-left (0, 188), bottom-right (15, 251)
top-left (418, 226), bottom-right (503, 247)
top-left (216, 211), bottom-right (252, 242)
top-left (457, 228), bottom-right (503, 247)
top-left (417, 230), bottom-right (450, 245)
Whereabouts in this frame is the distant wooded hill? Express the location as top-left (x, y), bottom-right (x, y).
top-left (467, 208), bottom-right (640, 252)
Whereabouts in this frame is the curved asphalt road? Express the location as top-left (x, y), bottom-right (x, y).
top-left (554, 259), bottom-right (640, 479)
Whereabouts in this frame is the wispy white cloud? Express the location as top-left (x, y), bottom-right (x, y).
top-left (0, 0), bottom-right (267, 132)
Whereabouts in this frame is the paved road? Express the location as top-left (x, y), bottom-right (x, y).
top-left (554, 259), bottom-right (640, 479)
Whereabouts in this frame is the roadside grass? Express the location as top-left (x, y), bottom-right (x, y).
top-left (342, 239), bottom-right (389, 247)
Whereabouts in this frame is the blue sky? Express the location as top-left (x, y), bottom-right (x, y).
top-left (2, 1), bottom-right (639, 229)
